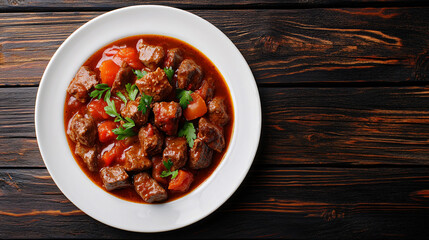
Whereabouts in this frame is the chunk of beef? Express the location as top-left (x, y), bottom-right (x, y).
top-left (198, 117), bottom-right (225, 152)
top-left (134, 172), bottom-right (167, 203)
top-left (163, 137), bottom-right (188, 171)
top-left (195, 77), bottom-right (215, 103)
top-left (153, 101), bottom-right (182, 136)
top-left (100, 166), bottom-right (130, 191)
top-left (122, 143), bottom-right (152, 172)
top-left (164, 48), bottom-right (183, 69)
top-left (139, 123), bottom-right (164, 156)
top-left (137, 40), bottom-right (165, 70)
top-left (135, 67), bottom-right (173, 102)
top-left (189, 138), bottom-right (213, 169)
top-left (151, 156), bottom-right (168, 186)
top-left (67, 66), bottom-right (99, 103)
top-left (208, 97), bottom-right (230, 127)
top-left (75, 142), bottom-right (98, 172)
top-left (111, 62), bottom-right (134, 93)
top-left (68, 113), bottom-right (97, 147)
top-left (176, 59), bottom-right (203, 90)
top-left (120, 97), bottom-right (149, 126)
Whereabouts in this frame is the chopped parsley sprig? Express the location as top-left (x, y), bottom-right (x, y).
top-left (116, 92), bottom-right (127, 104)
top-left (178, 122), bottom-right (196, 148)
top-left (160, 159), bottom-right (178, 179)
top-left (133, 69), bottom-right (147, 79)
top-left (176, 89), bottom-right (193, 109)
top-left (104, 97), bottom-right (123, 122)
top-left (90, 84), bottom-right (111, 100)
top-left (138, 93), bottom-right (152, 114)
top-left (163, 67), bottom-right (174, 83)
top-left (125, 83), bottom-right (139, 101)
top-left (112, 117), bottom-right (137, 140)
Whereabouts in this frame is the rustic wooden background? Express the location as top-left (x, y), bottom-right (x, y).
top-left (1, 0), bottom-right (429, 238)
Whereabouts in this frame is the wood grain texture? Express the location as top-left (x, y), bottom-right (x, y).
top-left (1, 8), bottom-right (429, 86)
top-left (1, 0), bottom-right (428, 11)
top-left (4, 86), bottom-right (429, 167)
top-left (0, 168), bottom-right (428, 238)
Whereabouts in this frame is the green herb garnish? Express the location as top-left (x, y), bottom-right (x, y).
top-left (116, 92), bottom-right (127, 104)
top-left (176, 89), bottom-right (193, 109)
top-left (125, 83), bottom-right (139, 101)
top-left (90, 83), bottom-right (111, 100)
top-left (133, 69), bottom-right (147, 79)
top-left (112, 117), bottom-right (136, 140)
top-left (104, 98), bottom-right (123, 122)
top-left (178, 122), bottom-right (196, 148)
top-left (137, 93), bottom-right (152, 114)
top-left (160, 159), bottom-right (179, 179)
top-left (164, 67), bottom-right (174, 83)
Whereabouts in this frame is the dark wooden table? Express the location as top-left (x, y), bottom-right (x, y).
top-left (1, 1), bottom-right (429, 239)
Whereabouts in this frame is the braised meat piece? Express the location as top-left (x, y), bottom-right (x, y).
top-left (67, 66), bottom-right (99, 103)
top-left (139, 123), bottom-right (164, 156)
top-left (111, 62), bottom-right (134, 93)
top-left (164, 48), bottom-right (183, 69)
top-left (195, 77), bottom-right (215, 103)
top-left (208, 97), bottom-right (230, 127)
top-left (137, 40), bottom-right (165, 70)
top-left (134, 172), bottom-right (167, 203)
top-left (176, 59), bottom-right (203, 90)
top-left (198, 117), bottom-right (225, 152)
top-left (100, 166), bottom-right (130, 191)
top-left (120, 97), bottom-right (149, 126)
top-left (68, 113), bottom-right (97, 147)
top-left (153, 102), bottom-right (182, 136)
top-left (189, 139), bottom-right (213, 169)
top-left (75, 142), bottom-right (98, 172)
top-left (151, 155), bottom-right (168, 186)
top-left (135, 67), bottom-right (173, 102)
top-left (163, 137), bottom-right (188, 171)
top-left (122, 143), bottom-right (152, 172)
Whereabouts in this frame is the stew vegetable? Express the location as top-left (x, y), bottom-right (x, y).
top-left (64, 35), bottom-right (233, 203)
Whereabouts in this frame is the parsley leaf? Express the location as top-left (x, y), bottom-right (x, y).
top-left (125, 83), bottom-right (139, 101)
top-left (178, 122), bottom-right (197, 148)
top-left (104, 89), bottom-right (111, 102)
top-left (164, 67), bottom-right (174, 83)
top-left (112, 118), bottom-right (136, 140)
top-left (176, 89), bottom-right (193, 109)
top-left (122, 117), bottom-right (135, 129)
top-left (116, 92), bottom-right (127, 104)
top-left (160, 159), bottom-right (179, 179)
top-left (112, 127), bottom-right (136, 140)
top-left (90, 84), bottom-right (111, 100)
top-left (104, 98), bottom-right (123, 122)
top-left (133, 69), bottom-right (147, 79)
top-left (137, 93), bottom-right (152, 114)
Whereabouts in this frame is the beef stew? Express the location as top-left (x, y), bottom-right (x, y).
top-left (64, 35), bottom-right (233, 203)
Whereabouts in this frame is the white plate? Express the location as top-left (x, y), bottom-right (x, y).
top-left (35, 5), bottom-right (261, 232)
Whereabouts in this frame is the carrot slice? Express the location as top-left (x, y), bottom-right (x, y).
top-left (183, 93), bottom-right (207, 120)
top-left (99, 60), bottom-right (120, 87)
top-left (168, 170), bottom-right (194, 192)
top-left (115, 47), bottom-right (144, 69)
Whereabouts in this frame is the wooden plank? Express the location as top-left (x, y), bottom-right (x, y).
top-left (1, 8), bottom-right (429, 86)
top-left (1, 0), bottom-right (427, 12)
top-left (0, 168), bottom-right (428, 238)
top-left (261, 87), bottom-right (429, 165)
top-left (4, 86), bottom-right (429, 166)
